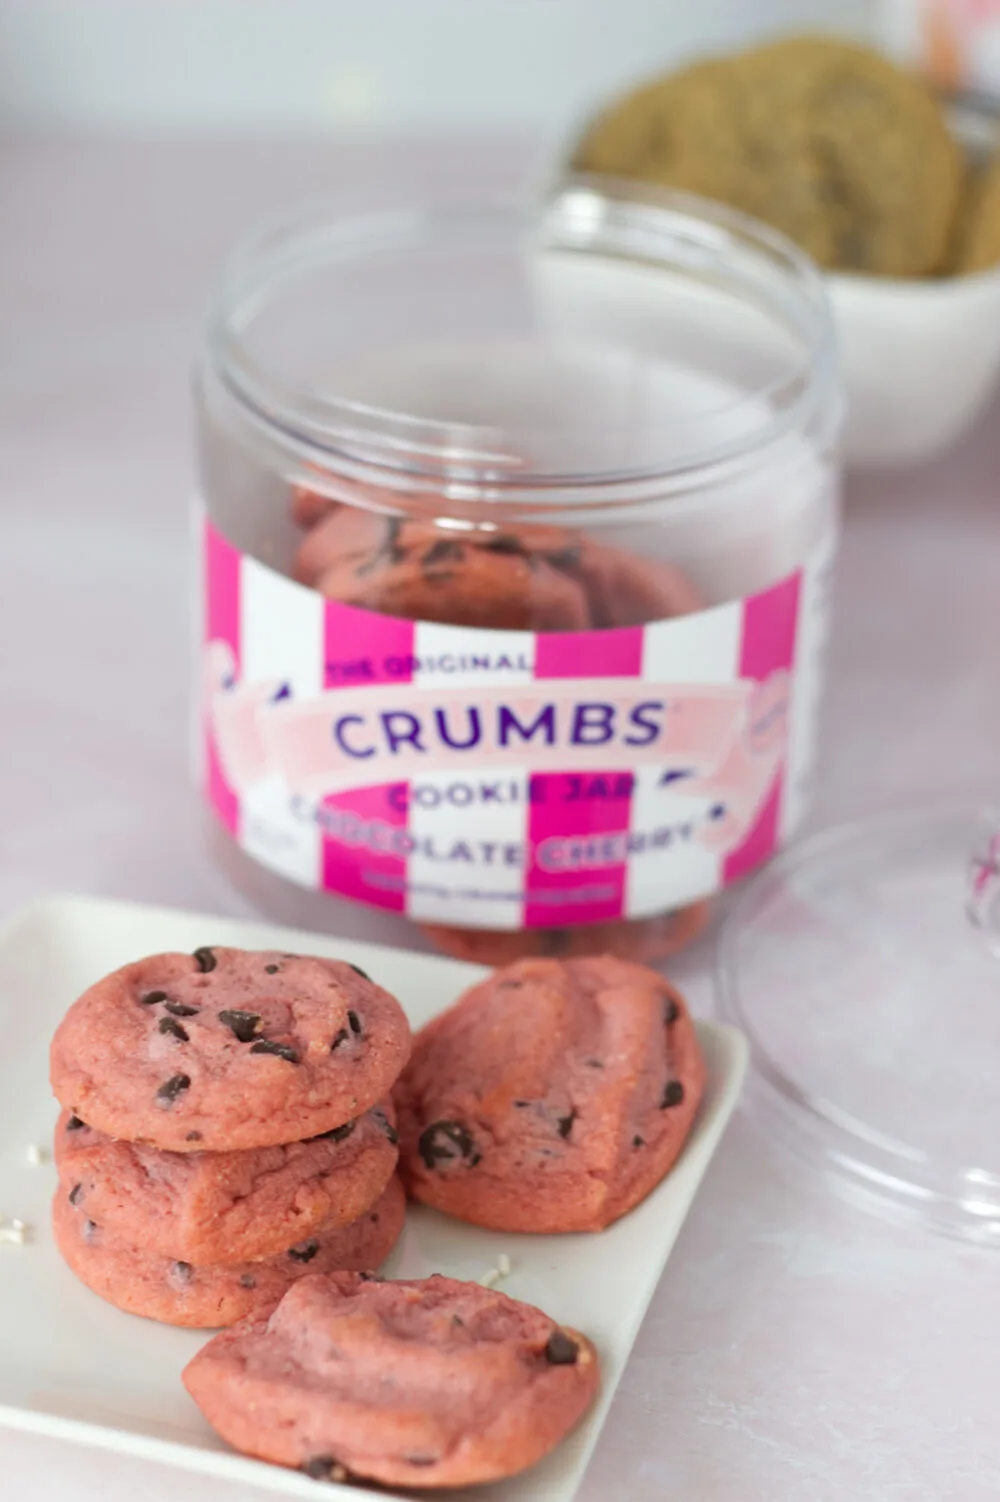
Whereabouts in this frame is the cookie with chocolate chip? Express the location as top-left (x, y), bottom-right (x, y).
top-left (293, 507), bottom-right (582, 590)
top-left (295, 509), bottom-right (592, 631)
top-left (50, 949), bottom-right (410, 1153)
top-left (53, 1177), bottom-right (405, 1328)
top-left (395, 955), bottom-right (705, 1233)
top-left (294, 504), bottom-right (699, 630)
top-left (182, 1271), bottom-right (598, 1486)
top-left (54, 1102), bottom-right (398, 1265)
top-left (573, 36), bottom-right (964, 276)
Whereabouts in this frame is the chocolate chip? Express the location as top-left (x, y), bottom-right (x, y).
top-left (330, 1028), bottom-right (349, 1051)
top-left (545, 545), bottom-right (583, 570)
top-left (348, 963), bottom-right (370, 980)
top-left (661, 1080), bottom-right (685, 1109)
top-left (358, 1271), bottom-right (385, 1282)
top-left (557, 1109), bottom-right (577, 1140)
top-left (219, 1009), bottom-right (262, 1043)
top-left (374, 1112), bottom-right (398, 1145)
top-left (192, 947), bottom-right (217, 973)
top-left (186, 1131), bottom-right (203, 1142)
top-left (288, 1239), bottom-right (320, 1263)
top-left (468, 1152), bottom-right (482, 1167)
top-left (172, 1261), bottom-right (193, 1284)
top-left (68, 1183), bottom-right (84, 1207)
top-left (347, 1010), bottom-right (362, 1035)
top-left (406, 1455), bottom-right (438, 1467)
top-left (633, 1134), bottom-right (645, 1148)
top-left (422, 538), bottom-right (465, 566)
top-left (452, 1313), bottom-right (464, 1327)
top-left (239, 1273), bottom-right (256, 1289)
top-left (156, 1074), bottom-right (191, 1105)
top-left (664, 998), bottom-right (680, 1026)
top-left (544, 1331), bottom-right (579, 1365)
top-left (585, 1059), bottom-right (604, 1069)
top-left (158, 1016), bottom-right (189, 1043)
top-left (513, 1100), bottom-right (530, 1108)
top-left (66, 1115), bottom-right (86, 1132)
top-left (250, 1039), bottom-right (299, 1063)
top-left (383, 516), bottom-right (403, 553)
top-left (264, 963), bottom-right (280, 974)
top-left (140, 990), bottom-right (168, 1006)
top-left (301, 1456), bottom-right (349, 1483)
top-left (418, 1120), bottom-right (476, 1170)
top-left (82, 1219), bottom-right (98, 1244)
top-left (541, 927), bottom-right (572, 956)
top-left (482, 534), bottom-right (527, 556)
top-left (311, 1119), bottom-right (356, 1143)
top-left (165, 1000), bottom-right (200, 1018)
top-left (361, 517), bottom-right (405, 569)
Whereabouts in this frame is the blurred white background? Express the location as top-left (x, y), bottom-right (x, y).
top-left (0, 0), bottom-right (872, 137)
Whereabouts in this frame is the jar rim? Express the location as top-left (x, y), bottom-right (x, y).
top-left (203, 177), bottom-right (839, 510)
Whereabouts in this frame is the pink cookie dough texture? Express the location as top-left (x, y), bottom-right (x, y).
top-left (54, 1102), bottom-right (398, 1265)
top-left (183, 1271), bottom-right (599, 1486)
top-left (53, 1178), bottom-right (406, 1328)
top-left (395, 955), bottom-right (705, 1233)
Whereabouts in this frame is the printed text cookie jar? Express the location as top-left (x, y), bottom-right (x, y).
top-left (197, 181), bottom-right (841, 964)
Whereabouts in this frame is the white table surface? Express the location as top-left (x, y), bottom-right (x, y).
top-left (3, 137), bottom-right (1000, 1502)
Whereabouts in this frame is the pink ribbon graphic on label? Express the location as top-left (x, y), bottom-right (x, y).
top-left (262, 681), bottom-right (747, 798)
top-left (687, 672), bottom-right (789, 850)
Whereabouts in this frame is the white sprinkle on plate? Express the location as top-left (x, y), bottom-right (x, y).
top-left (480, 1253), bottom-right (513, 1289)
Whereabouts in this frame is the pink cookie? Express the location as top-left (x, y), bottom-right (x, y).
top-left (183, 1272), bottom-right (599, 1487)
top-left (395, 955), bottom-right (705, 1233)
top-left (55, 1102), bottom-right (398, 1265)
top-left (50, 948), bottom-right (411, 1152)
top-left (53, 1178), bottom-right (406, 1328)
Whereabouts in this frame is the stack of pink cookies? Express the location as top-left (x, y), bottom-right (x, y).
top-left (178, 952), bottom-right (699, 1490)
top-left (48, 945), bottom-right (412, 1327)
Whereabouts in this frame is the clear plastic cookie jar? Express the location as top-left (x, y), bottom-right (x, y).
top-left (197, 179), bottom-right (841, 964)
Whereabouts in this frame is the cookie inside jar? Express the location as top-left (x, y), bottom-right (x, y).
top-left (197, 185), bottom-right (841, 963)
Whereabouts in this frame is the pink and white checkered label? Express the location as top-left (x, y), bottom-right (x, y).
top-left (201, 517), bottom-right (833, 929)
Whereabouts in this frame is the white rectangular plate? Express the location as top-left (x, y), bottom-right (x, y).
top-left (0, 895), bottom-right (746, 1502)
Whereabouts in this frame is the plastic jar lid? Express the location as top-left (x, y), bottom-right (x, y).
top-left (201, 177), bottom-right (838, 519)
top-left (717, 804), bottom-right (1000, 1246)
